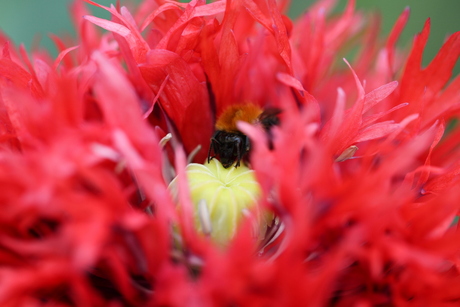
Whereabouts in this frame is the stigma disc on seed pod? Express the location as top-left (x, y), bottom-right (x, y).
top-left (169, 159), bottom-right (271, 245)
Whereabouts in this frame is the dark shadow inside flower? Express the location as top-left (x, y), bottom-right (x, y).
top-left (33, 283), bottom-right (74, 306)
top-left (1, 0), bottom-right (460, 305)
top-left (27, 217), bottom-right (61, 239)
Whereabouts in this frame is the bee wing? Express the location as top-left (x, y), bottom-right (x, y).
top-left (258, 107), bottom-right (282, 130)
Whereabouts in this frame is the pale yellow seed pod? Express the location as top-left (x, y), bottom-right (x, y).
top-left (169, 159), bottom-right (269, 245)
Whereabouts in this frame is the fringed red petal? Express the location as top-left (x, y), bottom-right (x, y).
top-left (0, 0), bottom-right (460, 305)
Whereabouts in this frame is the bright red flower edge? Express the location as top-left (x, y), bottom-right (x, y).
top-left (0, 0), bottom-right (459, 306)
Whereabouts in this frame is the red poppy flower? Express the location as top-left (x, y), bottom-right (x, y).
top-left (0, 0), bottom-right (460, 306)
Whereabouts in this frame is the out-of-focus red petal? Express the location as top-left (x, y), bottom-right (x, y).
top-left (140, 3), bottom-right (182, 32)
top-left (362, 102), bottom-right (408, 127)
top-left (0, 48), bottom-right (41, 98)
top-left (71, 0), bottom-right (101, 56)
top-left (140, 49), bottom-right (212, 160)
top-left (323, 60), bottom-right (365, 155)
top-left (91, 53), bottom-right (140, 120)
top-left (423, 160), bottom-right (460, 194)
top-left (363, 81), bottom-right (398, 113)
top-left (53, 45), bottom-right (79, 70)
top-left (354, 121), bottom-right (400, 143)
top-left (415, 121), bottom-right (445, 187)
top-left (244, 0), bottom-right (292, 72)
top-left (154, 0), bottom-right (224, 51)
top-left (385, 7), bottom-right (410, 78)
top-left (18, 45), bottom-right (44, 97)
top-left (399, 19), bottom-right (460, 127)
top-left (84, 15), bottom-right (142, 59)
top-left (83, 1), bottom-right (150, 62)
top-left (112, 129), bottom-right (176, 223)
top-left (1, 0), bottom-right (460, 305)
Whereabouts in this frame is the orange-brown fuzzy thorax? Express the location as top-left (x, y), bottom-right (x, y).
top-left (215, 104), bottom-right (263, 132)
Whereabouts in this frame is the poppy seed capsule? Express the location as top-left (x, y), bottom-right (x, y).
top-left (169, 159), bottom-right (270, 245)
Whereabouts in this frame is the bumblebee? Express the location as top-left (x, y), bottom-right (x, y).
top-left (207, 103), bottom-right (281, 168)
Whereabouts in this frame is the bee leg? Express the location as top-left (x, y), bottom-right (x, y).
top-left (207, 139), bottom-right (216, 163)
top-left (235, 136), bottom-right (247, 168)
top-left (207, 131), bottom-right (221, 163)
top-left (244, 135), bottom-right (250, 152)
top-left (233, 137), bottom-right (240, 167)
top-left (207, 140), bottom-right (214, 163)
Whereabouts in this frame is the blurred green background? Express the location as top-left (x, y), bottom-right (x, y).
top-left (0, 0), bottom-right (458, 71)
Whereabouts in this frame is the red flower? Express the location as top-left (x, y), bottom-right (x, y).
top-left (0, 0), bottom-right (460, 306)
